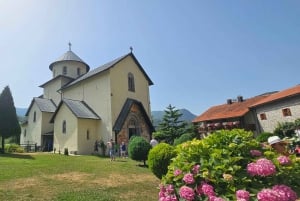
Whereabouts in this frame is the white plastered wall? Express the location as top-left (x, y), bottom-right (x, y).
top-left (53, 104), bottom-right (78, 153)
top-left (24, 103), bottom-right (42, 146)
top-left (62, 71), bottom-right (112, 143)
top-left (77, 118), bottom-right (99, 155)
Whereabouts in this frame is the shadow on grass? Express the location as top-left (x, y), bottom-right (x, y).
top-left (136, 164), bottom-right (148, 168)
top-left (0, 153), bottom-right (35, 160)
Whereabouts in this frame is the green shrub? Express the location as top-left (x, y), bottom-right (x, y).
top-left (173, 133), bottom-right (193, 146)
top-left (128, 136), bottom-right (151, 166)
top-left (274, 121), bottom-right (295, 138)
top-left (148, 143), bottom-right (176, 179)
top-left (5, 143), bottom-right (24, 153)
top-left (255, 131), bottom-right (273, 142)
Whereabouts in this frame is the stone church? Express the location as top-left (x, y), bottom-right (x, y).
top-left (20, 44), bottom-right (154, 154)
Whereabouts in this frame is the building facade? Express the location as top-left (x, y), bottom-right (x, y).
top-left (20, 46), bottom-right (154, 154)
top-left (193, 85), bottom-right (300, 136)
top-left (250, 85), bottom-right (300, 133)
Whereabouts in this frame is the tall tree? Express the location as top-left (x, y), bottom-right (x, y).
top-left (153, 104), bottom-right (188, 144)
top-left (0, 86), bottom-right (21, 153)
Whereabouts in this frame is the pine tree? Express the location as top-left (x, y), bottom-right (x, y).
top-left (153, 104), bottom-right (188, 144)
top-left (0, 86), bottom-right (21, 153)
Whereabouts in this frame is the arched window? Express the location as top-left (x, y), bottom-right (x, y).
top-left (53, 70), bottom-right (56, 77)
top-left (128, 118), bottom-right (140, 139)
top-left (77, 68), bottom-right (81, 76)
top-left (86, 129), bottom-right (90, 140)
top-left (128, 73), bottom-right (135, 92)
top-left (63, 66), bottom-right (67, 75)
top-left (33, 111), bottom-right (36, 122)
top-left (62, 120), bottom-right (66, 134)
top-left (24, 129), bottom-right (27, 137)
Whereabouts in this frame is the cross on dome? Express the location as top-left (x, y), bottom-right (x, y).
top-left (68, 42), bottom-right (72, 51)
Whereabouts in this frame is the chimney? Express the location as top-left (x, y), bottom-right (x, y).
top-left (227, 99), bottom-right (232, 104)
top-left (237, 96), bottom-right (243, 102)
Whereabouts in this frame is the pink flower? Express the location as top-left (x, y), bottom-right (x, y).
top-left (183, 173), bottom-right (195, 184)
top-left (209, 196), bottom-right (225, 201)
top-left (250, 149), bottom-right (262, 157)
top-left (166, 184), bottom-right (175, 194)
top-left (201, 183), bottom-right (215, 196)
top-left (174, 169), bottom-right (182, 176)
top-left (161, 194), bottom-right (178, 201)
top-left (247, 158), bottom-right (276, 177)
top-left (277, 156), bottom-right (291, 165)
top-left (236, 190), bottom-right (250, 201)
top-left (159, 184), bottom-right (166, 198)
top-left (192, 164), bottom-right (200, 174)
top-left (257, 189), bottom-right (281, 201)
top-left (159, 184), bottom-right (177, 201)
top-left (179, 186), bottom-right (195, 201)
top-left (272, 185), bottom-right (298, 201)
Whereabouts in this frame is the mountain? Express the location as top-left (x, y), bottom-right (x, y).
top-left (151, 109), bottom-right (197, 127)
top-left (16, 108), bottom-right (27, 117)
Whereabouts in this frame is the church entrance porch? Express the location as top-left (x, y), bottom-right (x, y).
top-left (42, 132), bottom-right (53, 152)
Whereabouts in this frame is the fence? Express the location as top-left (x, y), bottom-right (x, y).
top-left (20, 143), bottom-right (38, 152)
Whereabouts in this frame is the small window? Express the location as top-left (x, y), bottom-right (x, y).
top-left (24, 129), bottom-right (27, 137)
top-left (128, 73), bottom-right (135, 92)
top-left (63, 66), bottom-right (67, 75)
top-left (53, 70), bottom-right (56, 77)
top-left (77, 68), bottom-right (81, 76)
top-left (62, 120), bottom-right (66, 134)
top-left (260, 113), bottom-right (267, 120)
top-left (86, 129), bottom-right (90, 140)
top-left (282, 108), bottom-right (292, 117)
top-left (33, 111), bottom-right (36, 122)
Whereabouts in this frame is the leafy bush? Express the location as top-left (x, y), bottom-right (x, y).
top-left (5, 143), bottom-right (24, 153)
top-left (173, 133), bottom-right (193, 146)
top-left (274, 122), bottom-right (295, 138)
top-left (128, 136), bottom-right (151, 166)
top-left (159, 129), bottom-right (300, 200)
top-left (255, 131), bottom-right (273, 143)
top-left (148, 143), bottom-right (177, 179)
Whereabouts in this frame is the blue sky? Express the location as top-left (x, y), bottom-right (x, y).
top-left (0, 0), bottom-right (300, 115)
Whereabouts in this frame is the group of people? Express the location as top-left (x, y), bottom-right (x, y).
top-left (107, 139), bottom-right (127, 161)
top-left (93, 137), bottom-right (159, 161)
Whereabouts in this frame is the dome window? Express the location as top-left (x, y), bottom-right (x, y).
top-left (63, 66), bottom-right (67, 75)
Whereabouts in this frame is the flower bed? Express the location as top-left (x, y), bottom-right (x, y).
top-left (159, 129), bottom-right (300, 201)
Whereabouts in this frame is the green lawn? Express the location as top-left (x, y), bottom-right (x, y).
top-left (0, 153), bottom-right (160, 201)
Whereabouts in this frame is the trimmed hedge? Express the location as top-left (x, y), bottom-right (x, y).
top-left (148, 143), bottom-right (176, 179)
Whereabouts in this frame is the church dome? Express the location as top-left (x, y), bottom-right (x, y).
top-left (49, 46), bottom-right (90, 71)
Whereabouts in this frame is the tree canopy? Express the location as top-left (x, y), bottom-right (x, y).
top-left (0, 86), bottom-right (21, 153)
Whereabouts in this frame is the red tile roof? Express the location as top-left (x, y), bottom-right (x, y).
top-left (192, 95), bottom-right (269, 123)
top-left (250, 85), bottom-right (300, 107)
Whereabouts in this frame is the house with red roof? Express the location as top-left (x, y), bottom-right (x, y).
top-left (193, 85), bottom-right (300, 137)
top-left (250, 85), bottom-right (300, 133)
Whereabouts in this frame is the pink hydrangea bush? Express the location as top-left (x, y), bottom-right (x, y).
top-left (158, 129), bottom-right (300, 201)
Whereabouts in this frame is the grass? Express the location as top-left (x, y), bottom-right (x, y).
top-left (0, 153), bottom-right (160, 201)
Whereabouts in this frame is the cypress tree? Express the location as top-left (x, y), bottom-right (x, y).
top-left (0, 86), bottom-right (21, 153)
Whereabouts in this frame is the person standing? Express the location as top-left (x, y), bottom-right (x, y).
top-left (107, 139), bottom-right (115, 161)
top-left (120, 141), bottom-right (126, 158)
top-left (150, 137), bottom-right (158, 147)
top-left (94, 140), bottom-right (99, 152)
